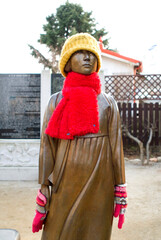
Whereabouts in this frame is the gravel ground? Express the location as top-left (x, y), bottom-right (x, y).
top-left (0, 160), bottom-right (161, 240)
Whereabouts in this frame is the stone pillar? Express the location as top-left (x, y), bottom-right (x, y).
top-left (41, 70), bottom-right (51, 130)
top-left (99, 70), bottom-right (105, 92)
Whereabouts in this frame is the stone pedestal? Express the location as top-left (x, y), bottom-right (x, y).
top-left (0, 139), bottom-right (40, 180)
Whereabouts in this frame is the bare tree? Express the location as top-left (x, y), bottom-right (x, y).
top-left (122, 125), bottom-right (144, 165)
top-left (146, 126), bottom-right (153, 164)
top-left (122, 124), bottom-right (154, 165)
top-left (28, 45), bottom-right (58, 73)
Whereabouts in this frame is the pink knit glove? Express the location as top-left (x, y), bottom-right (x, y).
top-left (32, 189), bottom-right (47, 233)
top-left (32, 210), bottom-right (46, 232)
top-left (114, 184), bottom-right (127, 229)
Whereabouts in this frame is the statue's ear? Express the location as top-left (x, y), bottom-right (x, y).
top-left (64, 59), bottom-right (71, 73)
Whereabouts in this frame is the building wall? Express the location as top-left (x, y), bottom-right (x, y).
top-left (101, 55), bottom-right (135, 75)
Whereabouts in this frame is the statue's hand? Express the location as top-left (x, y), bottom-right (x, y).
top-left (113, 184), bottom-right (127, 229)
top-left (32, 189), bottom-right (47, 233)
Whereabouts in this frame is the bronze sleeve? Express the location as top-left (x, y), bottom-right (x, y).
top-left (108, 95), bottom-right (126, 185)
top-left (38, 93), bottom-right (60, 185)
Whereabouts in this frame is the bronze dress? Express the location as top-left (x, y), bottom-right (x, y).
top-left (39, 91), bottom-right (125, 240)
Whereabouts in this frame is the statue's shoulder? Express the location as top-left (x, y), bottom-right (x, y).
top-left (45, 91), bottom-right (63, 119)
top-left (100, 92), bottom-right (117, 106)
top-left (48, 91), bottom-right (63, 108)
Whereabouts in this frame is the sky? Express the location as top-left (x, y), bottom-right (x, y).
top-left (0, 0), bottom-right (161, 74)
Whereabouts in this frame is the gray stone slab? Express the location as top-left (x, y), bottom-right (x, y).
top-left (0, 74), bottom-right (40, 139)
top-left (0, 229), bottom-right (20, 240)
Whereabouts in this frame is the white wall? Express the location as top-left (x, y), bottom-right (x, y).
top-left (101, 55), bottom-right (135, 75)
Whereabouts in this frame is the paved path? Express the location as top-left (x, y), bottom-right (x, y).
top-left (0, 160), bottom-right (161, 240)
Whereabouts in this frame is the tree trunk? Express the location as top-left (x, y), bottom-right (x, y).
top-left (123, 126), bottom-right (144, 165)
top-left (146, 127), bottom-right (153, 165)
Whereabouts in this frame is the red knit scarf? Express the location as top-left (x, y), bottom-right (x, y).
top-left (45, 71), bottom-right (101, 139)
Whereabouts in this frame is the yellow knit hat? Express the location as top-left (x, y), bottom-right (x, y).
top-left (59, 33), bottom-right (101, 77)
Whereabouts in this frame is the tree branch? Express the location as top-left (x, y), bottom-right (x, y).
top-left (122, 125), bottom-right (144, 165)
top-left (28, 44), bottom-right (56, 73)
top-left (146, 127), bottom-right (153, 164)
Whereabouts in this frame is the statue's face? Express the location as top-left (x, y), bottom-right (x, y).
top-left (65, 50), bottom-right (98, 75)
